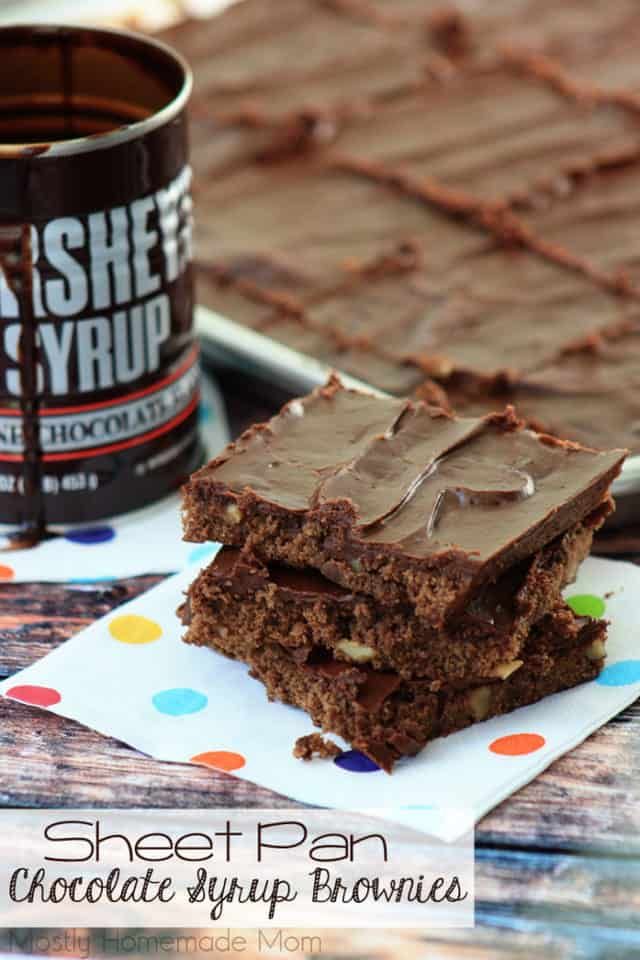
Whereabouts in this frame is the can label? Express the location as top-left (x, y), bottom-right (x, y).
top-left (0, 163), bottom-right (201, 525)
top-left (0, 344), bottom-right (199, 458)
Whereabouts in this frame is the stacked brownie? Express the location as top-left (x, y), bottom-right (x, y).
top-left (181, 379), bottom-right (624, 771)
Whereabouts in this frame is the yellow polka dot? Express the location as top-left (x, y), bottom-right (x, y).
top-left (109, 614), bottom-right (163, 644)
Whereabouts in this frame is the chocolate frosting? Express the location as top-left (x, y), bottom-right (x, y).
top-left (200, 379), bottom-right (624, 564)
top-left (208, 542), bottom-right (526, 638)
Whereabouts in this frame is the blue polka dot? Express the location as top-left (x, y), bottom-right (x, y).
top-left (596, 660), bottom-right (640, 687)
top-left (334, 750), bottom-right (380, 773)
top-left (65, 525), bottom-right (116, 545)
top-left (199, 403), bottom-right (213, 424)
top-left (152, 688), bottom-right (208, 716)
top-left (188, 544), bottom-right (218, 565)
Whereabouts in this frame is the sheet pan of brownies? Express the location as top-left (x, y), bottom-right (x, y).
top-left (159, 0), bottom-right (640, 464)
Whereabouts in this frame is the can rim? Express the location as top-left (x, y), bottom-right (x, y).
top-left (0, 22), bottom-right (193, 158)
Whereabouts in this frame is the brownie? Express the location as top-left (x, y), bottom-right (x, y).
top-left (296, 250), bottom-right (638, 382)
top-left (194, 162), bottom-right (488, 298)
top-left (293, 733), bottom-right (341, 760)
top-left (182, 379), bottom-right (624, 625)
top-left (182, 511), bottom-right (604, 684)
top-left (155, 0), bottom-right (640, 454)
top-left (445, 328), bottom-right (640, 455)
top-left (218, 611), bottom-right (607, 772)
top-left (171, 0), bottom-right (625, 772)
top-left (158, 0), bottom-right (436, 122)
top-left (331, 69), bottom-right (640, 208)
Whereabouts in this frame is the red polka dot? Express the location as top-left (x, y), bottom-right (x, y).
top-left (489, 733), bottom-right (546, 756)
top-left (0, 564), bottom-right (14, 580)
top-left (191, 750), bottom-right (246, 772)
top-left (6, 684), bottom-right (61, 708)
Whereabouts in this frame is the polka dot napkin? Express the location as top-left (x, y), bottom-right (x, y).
top-left (2, 553), bottom-right (639, 840)
top-left (0, 373), bottom-right (228, 583)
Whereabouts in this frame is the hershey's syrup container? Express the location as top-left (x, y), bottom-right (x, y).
top-left (0, 25), bottom-right (202, 537)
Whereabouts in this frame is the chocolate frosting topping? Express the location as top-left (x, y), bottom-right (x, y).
top-left (450, 328), bottom-right (640, 454)
top-left (201, 378), bottom-right (624, 564)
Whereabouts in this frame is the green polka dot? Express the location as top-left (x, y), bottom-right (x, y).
top-left (566, 594), bottom-right (606, 618)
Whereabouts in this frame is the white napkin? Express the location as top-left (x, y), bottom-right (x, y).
top-left (0, 373), bottom-right (228, 583)
top-left (2, 554), bottom-right (639, 841)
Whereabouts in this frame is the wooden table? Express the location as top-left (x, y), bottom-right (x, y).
top-left (2, 370), bottom-right (639, 960)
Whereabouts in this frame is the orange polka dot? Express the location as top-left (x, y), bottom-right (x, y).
top-left (191, 750), bottom-right (246, 772)
top-left (489, 733), bottom-right (546, 756)
top-left (0, 564), bottom-right (15, 580)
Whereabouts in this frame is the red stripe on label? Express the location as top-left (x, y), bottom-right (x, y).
top-left (0, 391), bottom-right (200, 463)
top-left (0, 344), bottom-right (199, 417)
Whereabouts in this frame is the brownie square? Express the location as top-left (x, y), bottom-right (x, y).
top-left (184, 603), bottom-right (606, 772)
top-left (447, 327), bottom-right (640, 455)
top-left (182, 513), bottom-right (602, 684)
top-left (182, 378), bottom-right (624, 624)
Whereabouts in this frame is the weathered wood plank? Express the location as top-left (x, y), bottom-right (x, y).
top-left (1, 667), bottom-right (639, 853)
top-left (478, 701), bottom-right (640, 853)
top-left (0, 577), bottom-right (163, 677)
top-left (0, 697), bottom-right (294, 809)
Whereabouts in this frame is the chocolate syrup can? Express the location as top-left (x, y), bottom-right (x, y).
top-left (0, 25), bottom-right (202, 535)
